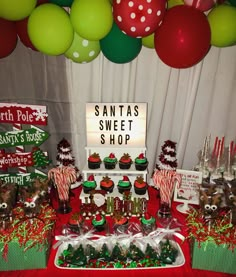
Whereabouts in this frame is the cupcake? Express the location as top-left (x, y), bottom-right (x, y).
top-left (119, 153), bottom-right (132, 169)
top-left (134, 176), bottom-right (147, 195)
top-left (92, 214), bottom-right (106, 232)
top-left (100, 176), bottom-right (114, 193)
top-left (103, 153), bottom-right (117, 169)
top-left (141, 212), bottom-right (156, 234)
top-left (88, 152), bottom-right (101, 169)
top-left (68, 212), bottom-right (83, 233)
top-left (83, 174), bottom-right (97, 194)
top-left (114, 215), bottom-right (129, 233)
top-left (117, 176), bottom-right (132, 194)
top-left (135, 153), bottom-right (148, 171)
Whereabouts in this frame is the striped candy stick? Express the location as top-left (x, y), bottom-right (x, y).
top-left (13, 123), bottom-right (27, 174)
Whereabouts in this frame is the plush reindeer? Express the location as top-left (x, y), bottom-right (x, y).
top-left (224, 182), bottom-right (236, 225)
top-left (20, 186), bottom-right (42, 217)
top-left (199, 187), bottom-right (222, 220)
top-left (32, 178), bottom-right (51, 203)
top-left (0, 182), bottom-right (17, 223)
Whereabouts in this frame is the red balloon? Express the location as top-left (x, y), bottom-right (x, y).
top-left (154, 6), bottom-right (211, 68)
top-left (113, 0), bottom-right (166, 38)
top-left (0, 18), bottom-right (18, 58)
top-left (15, 17), bottom-right (38, 51)
top-left (37, 0), bottom-right (49, 5)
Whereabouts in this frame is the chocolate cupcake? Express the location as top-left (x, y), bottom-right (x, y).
top-left (83, 174), bottom-right (97, 194)
top-left (117, 176), bottom-right (132, 194)
top-left (88, 152), bottom-right (101, 169)
top-left (135, 153), bottom-right (148, 171)
top-left (92, 214), bottom-right (106, 232)
top-left (119, 153), bottom-right (132, 169)
top-left (103, 153), bottom-right (117, 169)
top-left (100, 176), bottom-right (114, 193)
top-left (134, 176), bottom-right (147, 195)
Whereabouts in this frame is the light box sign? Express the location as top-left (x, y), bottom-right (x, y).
top-left (86, 103), bottom-right (147, 147)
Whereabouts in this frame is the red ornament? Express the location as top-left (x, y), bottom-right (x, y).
top-left (0, 18), bottom-right (18, 59)
top-left (113, 0), bottom-right (167, 38)
top-left (154, 5), bottom-right (211, 68)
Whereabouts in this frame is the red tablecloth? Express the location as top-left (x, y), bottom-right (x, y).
top-left (0, 186), bottom-right (233, 277)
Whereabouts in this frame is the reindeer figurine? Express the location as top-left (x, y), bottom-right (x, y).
top-left (224, 182), bottom-right (236, 225)
top-left (32, 178), bottom-right (51, 204)
top-left (20, 186), bottom-right (42, 217)
top-left (199, 187), bottom-right (222, 221)
top-left (0, 182), bottom-right (17, 228)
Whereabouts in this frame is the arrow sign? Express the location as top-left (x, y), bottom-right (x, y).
top-left (0, 151), bottom-right (33, 170)
top-left (0, 171), bottom-right (47, 186)
top-left (0, 103), bottom-right (48, 125)
top-left (0, 126), bottom-right (49, 148)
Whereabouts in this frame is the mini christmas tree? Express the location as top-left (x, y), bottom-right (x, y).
top-left (32, 147), bottom-right (51, 168)
top-left (56, 138), bottom-right (82, 182)
top-left (156, 140), bottom-right (178, 170)
top-left (99, 243), bottom-right (110, 261)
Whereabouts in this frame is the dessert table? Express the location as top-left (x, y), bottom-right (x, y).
top-left (0, 186), bottom-right (233, 277)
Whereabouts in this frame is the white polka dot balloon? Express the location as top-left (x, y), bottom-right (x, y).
top-left (65, 31), bottom-right (101, 63)
top-left (113, 0), bottom-right (166, 38)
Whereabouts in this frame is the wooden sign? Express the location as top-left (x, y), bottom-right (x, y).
top-left (173, 169), bottom-right (202, 213)
top-left (0, 171), bottom-right (47, 186)
top-left (86, 103), bottom-right (147, 147)
top-left (0, 151), bottom-right (33, 170)
top-left (0, 103), bottom-right (48, 125)
top-left (0, 126), bottom-right (49, 148)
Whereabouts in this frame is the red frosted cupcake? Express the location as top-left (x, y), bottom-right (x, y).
top-left (100, 176), bottom-right (114, 193)
top-left (88, 152), bottom-right (102, 169)
top-left (119, 153), bottom-right (132, 169)
top-left (134, 176), bottom-right (147, 195)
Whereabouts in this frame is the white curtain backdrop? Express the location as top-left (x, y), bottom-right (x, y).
top-left (0, 40), bottom-right (235, 180)
top-left (66, 45), bottom-right (236, 179)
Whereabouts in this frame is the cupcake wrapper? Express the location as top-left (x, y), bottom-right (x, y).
top-left (134, 187), bottom-right (147, 195)
top-left (135, 162), bottom-right (148, 171)
top-left (118, 185), bottom-right (131, 194)
top-left (104, 162), bottom-right (116, 169)
top-left (88, 162), bottom-right (101, 169)
top-left (83, 186), bottom-right (96, 194)
top-left (119, 163), bottom-right (131, 169)
top-left (100, 184), bottom-right (114, 193)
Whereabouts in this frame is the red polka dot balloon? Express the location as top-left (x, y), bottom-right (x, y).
top-left (113, 0), bottom-right (167, 38)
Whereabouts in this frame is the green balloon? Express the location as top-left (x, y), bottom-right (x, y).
top-left (207, 5), bottom-right (236, 47)
top-left (28, 3), bottom-right (74, 55)
top-left (70, 0), bottom-right (113, 41)
top-left (65, 32), bottom-right (100, 63)
top-left (100, 22), bottom-right (142, 64)
top-left (48, 0), bottom-right (73, 6)
top-left (142, 33), bottom-right (155, 49)
top-left (0, 0), bottom-right (37, 21)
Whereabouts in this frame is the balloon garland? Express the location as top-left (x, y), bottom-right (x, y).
top-left (0, 0), bottom-right (235, 68)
